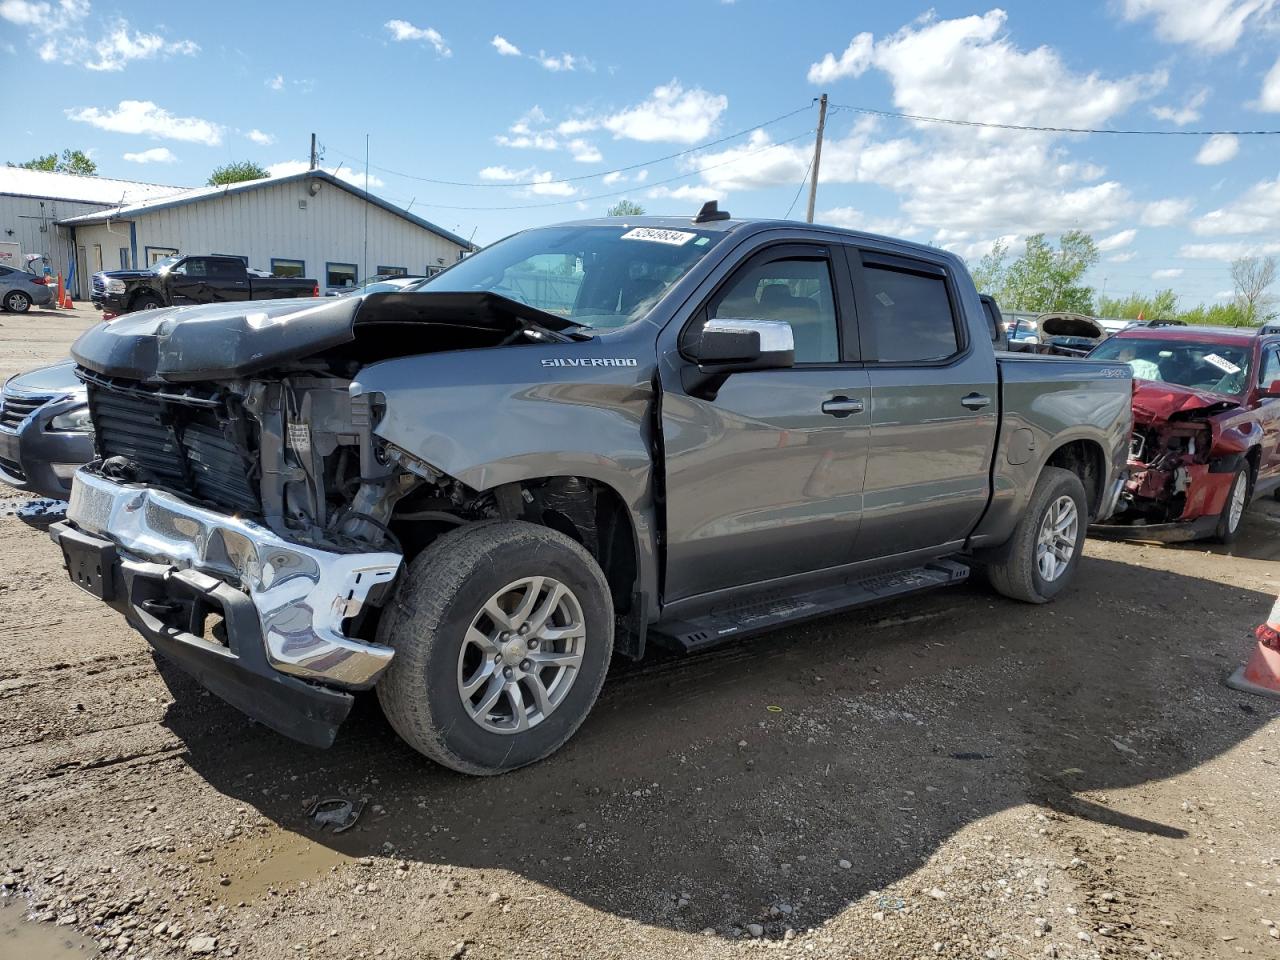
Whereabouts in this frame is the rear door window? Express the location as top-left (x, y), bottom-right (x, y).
top-left (851, 252), bottom-right (962, 363)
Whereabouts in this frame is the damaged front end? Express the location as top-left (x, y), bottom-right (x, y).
top-left (1093, 381), bottom-right (1245, 541)
top-left (49, 292), bottom-right (583, 745)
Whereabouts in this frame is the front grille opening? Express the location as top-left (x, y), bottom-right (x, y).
top-left (0, 393), bottom-right (54, 431)
top-left (199, 609), bottom-right (228, 648)
top-left (84, 374), bottom-right (261, 516)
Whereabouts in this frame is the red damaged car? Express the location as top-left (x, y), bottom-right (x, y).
top-left (1088, 325), bottom-right (1280, 543)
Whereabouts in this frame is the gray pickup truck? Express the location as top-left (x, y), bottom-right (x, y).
top-left (49, 209), bottom-right (1132, 774)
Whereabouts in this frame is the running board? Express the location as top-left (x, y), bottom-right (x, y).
top-left (650, 560), bottom-right (970, 654)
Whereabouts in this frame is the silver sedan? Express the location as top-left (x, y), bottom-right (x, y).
top-left (0, 265), bottom-right (55, 313)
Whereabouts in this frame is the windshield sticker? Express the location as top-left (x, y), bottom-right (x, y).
top-left (1203, 352), bottom-right (1242, 375)
top-left (621, 227), bottom-right (696, 246)
top-left (875, 291), bottom-right (895, 307)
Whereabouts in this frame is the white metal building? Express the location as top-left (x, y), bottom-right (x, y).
top-left (59, 170), bottom-right (474, 295)
top-left (0, 167), bottom-right (185, 295)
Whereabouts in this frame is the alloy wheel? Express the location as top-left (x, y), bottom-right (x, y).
top-left (457, 576), bottom-right (586, 735)
top-left (1036, 495), bottom-right (1079, 583)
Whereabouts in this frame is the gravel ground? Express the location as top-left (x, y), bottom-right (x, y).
top-left (2, 308), bottom-right (1279, 960)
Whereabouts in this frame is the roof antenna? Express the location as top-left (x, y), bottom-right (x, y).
top-left (693, 200), bottom-right (730, 224)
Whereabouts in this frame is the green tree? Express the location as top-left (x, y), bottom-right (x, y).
top-left (606, 199), bottom-right (645, 217)
top-left (1096, 289), bottom-right (1179, 320)
top-left (1231, 255), bottom-right (1278, 325)
top-left (969, 238), bottom-right (1009, 295)
top-left (8, 149), bottom-right (97, 175)
top-left (998, 231), bottom-right (1099, 314)
top-left (207, 160), bottom-right (269, 186)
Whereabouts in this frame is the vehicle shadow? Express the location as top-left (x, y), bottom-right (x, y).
top-left (156, 552), bottom-right (1272, 939)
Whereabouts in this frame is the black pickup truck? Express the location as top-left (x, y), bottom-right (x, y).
top-left (91, 255), bottom-right (318, 315)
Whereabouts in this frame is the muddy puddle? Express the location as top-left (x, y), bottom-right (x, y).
top-left (0, 900), bottom-right (97, 958)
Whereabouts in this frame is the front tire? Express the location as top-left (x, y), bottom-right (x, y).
top-left (131, 293), bottom-right (164, 312)
top-left (1214, 465), bottom-right (1250, 544)
top-left (376, 521), bottom-right (614, 775)
top-left (984, 466), bottom-right (1088, 604)
top-left (3, 291), bottom-right (31, 313)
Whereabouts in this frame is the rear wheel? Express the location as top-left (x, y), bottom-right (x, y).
top-left (131, 293), bottom-right (164, 312)
top-left (376, 521), bottom-right (614, 775)
top-left (984, 466), bottom-right (1088, 604)
top-left (3, 291), bottom-right (31, 313)
top-left (1214, 465), bottom-right (1250, 544)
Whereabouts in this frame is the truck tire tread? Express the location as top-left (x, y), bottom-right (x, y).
top-left (984, 466), bottom-right (1087, 605)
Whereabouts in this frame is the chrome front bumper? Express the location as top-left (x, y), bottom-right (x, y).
top-left (67, 469), bottom-right (402, 688)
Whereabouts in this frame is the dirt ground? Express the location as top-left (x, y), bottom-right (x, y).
top-left (2, 307), bottom-right (1279, 960)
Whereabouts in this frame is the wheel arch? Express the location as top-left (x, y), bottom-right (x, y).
top-left (1043, 437), bottom-right (1107, 519)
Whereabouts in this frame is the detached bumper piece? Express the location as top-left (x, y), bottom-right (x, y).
top-left (50, 469), bottom-right (403, 748)
top-left (1088, 514), bottom-right (1219, 543)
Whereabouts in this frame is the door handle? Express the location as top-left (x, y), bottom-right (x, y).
top-left (821, 396), bottom-right (864, 417)
top-left (960, 393), bottom-right (991, 410)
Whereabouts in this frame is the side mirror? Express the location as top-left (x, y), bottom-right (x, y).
top-left (1263, 379), bottom-right (1280, 398)
top-left (684, 318), bottom-right (795, 372)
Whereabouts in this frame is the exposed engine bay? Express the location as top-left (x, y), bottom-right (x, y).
top-left (1103, 380), bottom-right (1249, 529)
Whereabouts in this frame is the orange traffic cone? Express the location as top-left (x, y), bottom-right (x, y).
top-left (61, 287), bottom-right (74, 309)
top-left (1227, 597), bottom-right (1280, 701)
top-left (53, 273), bottom-right (64, 310)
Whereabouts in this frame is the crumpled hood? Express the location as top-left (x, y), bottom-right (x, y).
top-left (70, 291), bottom-right (582, 383)
top-left (1131, 379), bottom-right (1239, 424)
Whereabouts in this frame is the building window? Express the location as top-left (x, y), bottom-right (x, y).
top-left (425, 265), bottom-right (444, 277)
top-left (119, 248), bottom-right (129, 269)
top-left (272, 258), bottom-right (305, 278)
top-left (214, 254), bottom-right (248, 265)
top-left (376, 265), bottom-right (407, 277)
top-left (145, 246), bottom-right (178, 266)
top-left (326, 262), bottom-right (358, 290)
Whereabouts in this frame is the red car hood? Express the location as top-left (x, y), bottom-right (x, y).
top-left (1131, 379), bottom-right (1240, 423)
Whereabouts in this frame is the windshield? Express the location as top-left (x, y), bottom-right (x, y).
top-left (1089, 336), bottom-right (1253, 396)
top-left (354, 278), bottom-right (426, 296)
top-left (152, 256), bottom-right (180, 272)
top-left (422, 225), bottom-right (728, 330)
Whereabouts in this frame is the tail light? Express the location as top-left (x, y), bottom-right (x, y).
top-left (312, 283), bottom-right (319, 298)
top-left (30, 276), bottom-right (49, 285)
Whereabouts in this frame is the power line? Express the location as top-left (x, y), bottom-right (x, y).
top-left (413, 128), bottom-right (816, 212)
top-left (783, 150), bottom-right (815, 220)
top-left (327, 103), bottom-right (816, 188)
top-left (828, 102), bottom-right (1280, 137)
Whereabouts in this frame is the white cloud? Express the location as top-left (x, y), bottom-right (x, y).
top-left (568, 139), bottom-right (602, 163)
top-left (557, 118), bottom-right (598, 136)
top-left (81, 21), bottom-right (197, 71)
top-left (1152, 268), bottom-right (1184, 278)
top-left (1193, 173), bottom-right (1280, 234)
top-left (265, 160), bottom-right (384, 191)
top-left (1259, 56), bottom-right (1280, 111)
top-left (1119, 0), bottom-right (1276, 53)
top-left (602, 171), bottom-right (627, 186)
top-left (496, 131), bottom-right (559, 150)
top-left (1107, 251), bottom-right (1138, 263)
top-left (4, 2), bottom-right (198, 71)
top-left (267, 73), bottom-right (284, 91)
top-left (806, 32), bottom-right (873, 84)
top-left (122, 146), bottom-right (175, 164)
top-left (537, 51), bottom-right (576, 71)
top-left (817, 206), bottom-right (917, 236)
top-left (645, 184), bottom-right (726, 203)
top-left (1141, 197), bottom-right (1194, 225)
top-left (1098, 229), bottom-right (1138, 251)
top-left (601, 81), bottom-right (728, 143)
top-left (477, 165), bottom-right (533, 182)
top-left (1195, 133), bottom-right (1239, 165)
top-left (527, 172), bottom-right (576, 197)
top-left (1151, 88), bottom-right (1209, 125)
top-left (491, 34), bottom-right (521, 56)
top-left (1180, 241), bottom-right (1280, 260)
top-left (384, 19), bottom-right (450, 57)
top-left (67, 100), bottom-right (223, 145)
top-left (246, 128), bottom-right (274, 146)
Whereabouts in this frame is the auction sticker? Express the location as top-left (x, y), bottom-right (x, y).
top-left (1203, 352), bottom-right (1242, 375)
top-left (621, 227), bottom-right (696, 246)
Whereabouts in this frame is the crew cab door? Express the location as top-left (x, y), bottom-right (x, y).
top-left (843, 246), bottom-right (1000, 560)
top-left (166, 257), bottom-right (250, 304)
top-left (659, 242), bottom-right (870, 603)
top-left (1255, 342), bottom-right (1280, 488)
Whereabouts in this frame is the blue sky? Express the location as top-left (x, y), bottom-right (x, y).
top-left (3, 0), bottom-right (1279, 305)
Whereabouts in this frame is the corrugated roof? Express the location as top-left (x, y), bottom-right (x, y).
top-left (0, 166), bottom-right (188, 206)
top-left (57, 169), bottom-right (475, 250)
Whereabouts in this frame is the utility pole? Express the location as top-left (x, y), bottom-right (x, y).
top-left (309, 133), bottom-right (318, 171)
top-left (805, 94), bottom-right (828, 224)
